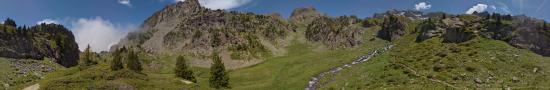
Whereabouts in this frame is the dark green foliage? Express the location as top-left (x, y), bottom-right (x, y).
top-left (211, 29), bottom-right (222, 47)
top-left (482, 13), bottom-right (516, 41)
top-left (543, 21), bottom-right (548, 30)
top-left (110, 49), bottom-right (124, 71)
top-left (543, 21), bottom-right (550, 29)
top-left (79, 45), bottom-right (96, 67)
top-left (209, 53), bottom-right (229, 89)
top-left (126, 49), bottom-right (142, 72)
top-left (4, 18), bottom-right (16, 27)
top-left (0, 22), bottom-right (80, 67)
top-left (175, 55), bottom-right (196, 82)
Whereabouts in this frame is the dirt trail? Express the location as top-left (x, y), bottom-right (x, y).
top-left (305, 44), bottom-right (394, 90)
top-left (22, 84), bottom-right (39, 90)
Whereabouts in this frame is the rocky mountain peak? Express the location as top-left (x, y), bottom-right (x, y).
top-left (176, 0), bottom-right (201, 10)
top-left (290, 7), bottom-right (318, 17)
top-left (289, 7), bottom-right (325, 26)
top-left (140, 0), bottom-right (204, 29)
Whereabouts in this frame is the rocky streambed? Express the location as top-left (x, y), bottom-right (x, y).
top-left (305, 44), bottom-right (394, 90)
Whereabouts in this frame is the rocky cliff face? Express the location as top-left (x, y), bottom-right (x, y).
top-left (114, 0), bottom-right (294, 60)
top-left (0, 24), bottom-right (80, 67)
top-left (414, 13), bottom-right (550, 56)
top-left (506, 16), bottom-right (550, 56)
top-left (441, 16), bottom-right (481, 43)
top-left (305, 16), bottom-right (364, 48)
top-left (289, 7), bottom-right (326, 26)
top-left (114, 0), bottom-right (550, 62)
top-left (377, 14), bottom-right (408, 41)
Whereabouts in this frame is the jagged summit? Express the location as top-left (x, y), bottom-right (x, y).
top-left (289, 7), bottom-right (325, 26)
top-left (140, 0), bottom-right (204, 28)
top-left (113, 0), bottom-right (295, 69)
top-left (181, 0), bottom-right (200, 6)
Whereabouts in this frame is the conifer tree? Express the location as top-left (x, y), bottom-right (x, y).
top-left (79, 45), bottom-right (96, 66)
top-left (175, 55), bottom-right (196, 82)
top-left (126, 49), bottom-right (142, 72)
top-left (209, 53), bottom-right (229, 89)
top-left (543, 21), bottom-right (548, 30)
top-left (4, 18), bottom-right (16, 27)
top-left (111, 49), bottom-right (124, 71)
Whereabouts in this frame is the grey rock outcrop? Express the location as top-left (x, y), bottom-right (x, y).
top-left (441, 18), bottom-right (477, 43)
top-left (113, 0), bottom-right (294, 58)
top-left (289, 7), bottom-right (326, 27)
top-left (305, 16), bottom-right (364, 48)
top-left (0, 24), bottom-right (80, 67)
top-left (506, 16), bottom-right (550, 56)
top-left (377, 14), bottom-right (408, 41)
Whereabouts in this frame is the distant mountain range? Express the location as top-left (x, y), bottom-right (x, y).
top-left (115, 0), bottom-right (549, 59)
top-left (2, 0), bottom-right (549, 89)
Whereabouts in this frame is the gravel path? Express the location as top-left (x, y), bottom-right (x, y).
top-left (305, 44), bottom-right (394, 90)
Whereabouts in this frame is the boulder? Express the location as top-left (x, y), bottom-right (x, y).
top-left (441, 18), bottom-right (476, 43)
top-left (377, 14), bottom-right (408, 41)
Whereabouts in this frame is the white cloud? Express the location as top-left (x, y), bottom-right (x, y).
top-left (118, 0), bottom-right (132, 7)
top-left (414, 2), bottom-right (431, 11)
top-left (71, 17), bottom-right (134, 52)
top-left (36, 19), bottom-right (59, 25)
top-left (175, 0), bottom-right (252, 10)
top-left (465, 4), bottom-right (488, 14)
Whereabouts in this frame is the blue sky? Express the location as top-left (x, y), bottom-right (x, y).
top-left (1, 0), bottom-right (548, 26)
top-left (0, 0), bottom-right (548, 52)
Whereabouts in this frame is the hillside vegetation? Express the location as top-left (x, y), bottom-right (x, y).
top-left (3, 0), bottom-right (550, 89)
top-left (0, 19), bottom-right (80, 67)
top-left (317, 11), bottom-right (550, 89)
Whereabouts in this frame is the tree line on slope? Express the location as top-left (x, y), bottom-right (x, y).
top-left (103, 46), bottom-right (229, 89)
top-left (0, 18), bottom-right (80, 67)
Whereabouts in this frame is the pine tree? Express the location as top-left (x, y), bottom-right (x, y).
top-left (4, 18), bottom-right (16, 27)
top-left (209, 53), bottom-right (229, 89)
top-left (79, 45), bottom-right (96, 66)
top-left (175, 55), bottom-right (196, 82)
top-left (545, 23), bottom-right (549, 30)
top-left (126, 49), bottom-right (142, 72)
top-left (543, 21), bottom-right (548, 30)
top-left (111, 49), bottom-right (124, 71)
